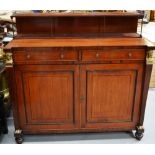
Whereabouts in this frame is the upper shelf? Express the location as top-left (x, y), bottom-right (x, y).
top-left (12, 12), bottom-right (143, 38)
top-left (11, 12), bottom-right (143, 18)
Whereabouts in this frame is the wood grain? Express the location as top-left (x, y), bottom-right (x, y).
top-left (6, 13), bottom-right (155, 140)
top-left (12, 12), bottom-right (141, 37)
top-left (82, 49), bottom-right (145, 61)
top-left (5, 38), bottom-right (155, 49)
top-left (80, 64), bottom-right (143, 129)
top-left (12, 12), bottom-right (143, 17)
top-left (15, 65), bottom-right (80, 130)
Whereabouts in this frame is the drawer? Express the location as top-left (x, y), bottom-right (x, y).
top-left (13, 50), bottom-right (78, 63)
top-left (82, 49), bottom-right (145, 61)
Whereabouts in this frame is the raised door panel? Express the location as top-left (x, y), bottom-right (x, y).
top-left (15, 65), bottom-right (80, 132)
top-left (24, 72), bottom-right (73, 124)
top-left (81, 64), bottom-right (143, 130)
top-left (87, 71), bottom-right (135, 122)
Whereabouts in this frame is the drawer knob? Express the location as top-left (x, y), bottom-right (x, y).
top-left (80, 96), bottom-right (85, 101)
top-left (60, 53), bottom-right (64, 59)
top-left (96, 53), bottom-right (99, 58)
top-left (26, 54), bottom-right (31, 59)
top-left (128, 53), bottom-right (132, 58)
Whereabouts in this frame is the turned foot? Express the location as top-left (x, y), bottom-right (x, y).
top-left (135, 126), bottom-right (144, 141)
top-left (14, 129), bottom-right (24, 144)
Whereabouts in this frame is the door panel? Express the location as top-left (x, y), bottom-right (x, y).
top-left (24, 72), bottom-right (73, 124)
top-left (80, 64), bottom-right (143, 130)
top-left (15, 65), bottom-right (80, 131)
top-left (87, 70), bottom-right (136, 122)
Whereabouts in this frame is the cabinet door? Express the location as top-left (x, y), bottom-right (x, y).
top-left (80, 64), bottom-right (143, 130)
top-left (15, 65), bottom-right (80, 132)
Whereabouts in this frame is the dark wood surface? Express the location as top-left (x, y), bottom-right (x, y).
top-left (5, 12), bottom-right (155, 143)
top-left (10, 46), bottom-right (150, 134)
top-left (81, 49), bottom-right (145, 61)
top-left (11, 12), bottom-right (143, 17)
top-left (139, 64), bottom-right (153, 125)
top-left (15, 65), bottom-right (80, 130)
top-left (5, 38), bottom-right (155, 48)
top-left (12, 12), bottom-right (142, 38)
top-left (80, 64), bottom-right (143, 129)
top-left (11, 48), bottom-right (145, 65)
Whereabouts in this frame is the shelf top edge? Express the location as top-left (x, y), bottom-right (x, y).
top-left (4, 38), bottom-right (155, 50)
top-left (11, 12), bottom-right (143, 18)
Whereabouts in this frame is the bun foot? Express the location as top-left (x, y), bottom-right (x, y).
top-left (135, 132), bottom-right (143, 140)
top-left (135, 126), bottom-right (144, 141)
top-left (15, 137), bottom-right (24, 144)
top-left (14, 129), bottom-right (24, 144)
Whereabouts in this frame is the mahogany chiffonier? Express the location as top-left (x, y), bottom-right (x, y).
top-left (4, 12), bottom-right (155, 143)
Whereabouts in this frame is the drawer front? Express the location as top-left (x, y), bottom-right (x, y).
top-left (82, 49), bottom-right (145, 61)
top-left (13, 50), bottom-right (78, 64)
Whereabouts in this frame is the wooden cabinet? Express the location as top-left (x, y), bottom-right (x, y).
top-left (5, 12), bottom-right (155, 143)
top-left (13, 62), bottom-right (144, 133)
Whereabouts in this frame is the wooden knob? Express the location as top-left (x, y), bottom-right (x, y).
top-left (80, 96), bottom-right (85, 101)
top-left (26, 54), bottom-right (31, 59)
top-left (60, 53), bottom-right (64, 59)
top-left (96, 53), bottom-right (99, 58)
top-left (128, 53), bottom-right (132, 58)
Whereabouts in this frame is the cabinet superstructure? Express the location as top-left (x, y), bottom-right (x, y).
top-left (5, 12), bottom-right (155, 143)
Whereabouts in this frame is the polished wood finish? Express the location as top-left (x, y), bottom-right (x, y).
top-left (82, 49), bottom-right (145, 61)
top-left (6, 38), bottom-right (154, 48)
top-left (139, 64), bottom-right (153, 125)
top-left (12, 12), bottom-right (142, 17)
top-left (80, 64), bottom-right (143, 129)
top-left (5, 12), bottom-right (155, 143)
top-left (14, 65), bottom-right (80, 130)
top-left (13, 48), bottom-right (78, 64)
top-left (12, 12), bottom-right (142, 38)
top-left (11, 48), bottom-right (145, 65)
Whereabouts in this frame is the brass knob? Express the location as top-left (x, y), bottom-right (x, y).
top-left (96, 52), bottom-right (99, 58)
top-left (128, 53), bottom-right (132, 58)
top-left (26, 54), bottom-right (31, 59)
top-left (60, 53), bottom-right (64, 59)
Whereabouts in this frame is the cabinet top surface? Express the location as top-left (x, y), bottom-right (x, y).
top-left (12, 12), bottom-right (142, 18)
top-left (5, 38), bottom-right (155, 49)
